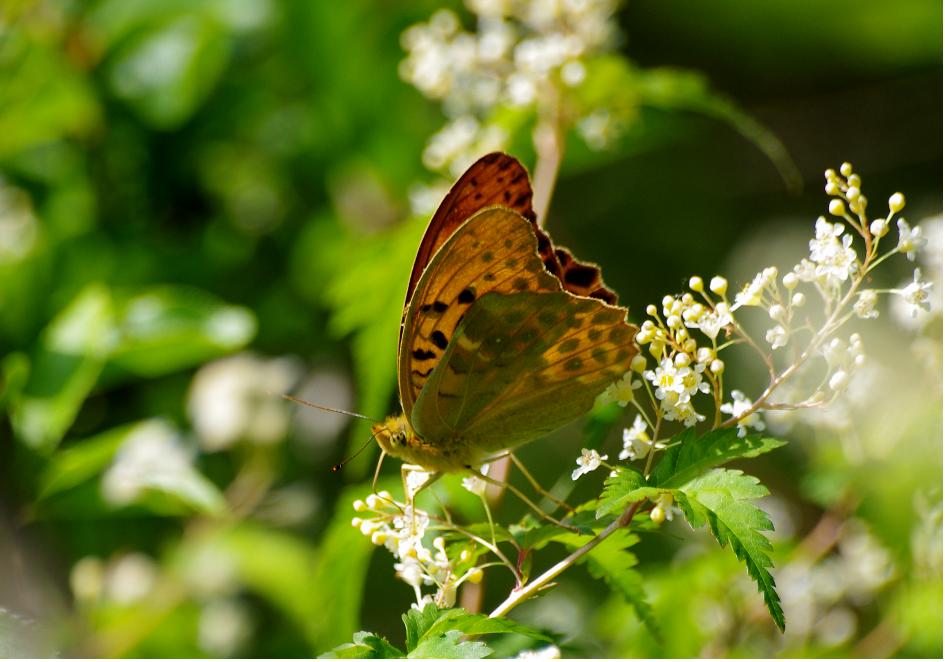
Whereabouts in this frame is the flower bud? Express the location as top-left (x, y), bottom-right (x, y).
top-left (353, 499), bottom-right (367, 512)
top-left (676, 327), bottom-right (690, 342)
top-left (378, 491), bottom-right (392, 501)
top-left (683, 338), bottom-right (697, 353)
top-left (646, 304), bottom-right (658, 316)
top-left (696, 347), bottom-right (715, 364)
top-left (689, 276), bottom-right (704, 292)
top-left (630, 354), bottom-right (647, 373)
top-left (467, 567), bottom-right (484, 584)
top-left (661, 295), bottom-right (673, 308)
top-left (371, 531), bottom-right (387, 545)
top-left (829, 199), bottom-right (846, 217)
top-left (710, 359), bottom-right (724, 374)
top-left (840, 162), bottom-right (853, 177)
top-left (782, 272), bottom-right (798, 290)
top-left (650, 506), bottom-right (666, 525)
top-left (635, 331), bottom-right (650, 345)
top-left (824, 168), bottom-right (836, 180)
top-left (847, 174), bottom-right (861, 188)
top-left (460, 549), bottom-right (470, 562)
top-left (666, 315), bottom-right (682, 329)
top-left (825, 182), bottom-right (840, 196)
top-left (709, 276), bottom-right (728, 296)
top-left (768, 304), bottom-right (786, 321)
top-left (674, 352), bottom-right (691, 368)
top-left (792, 292), bottom-right (806, 307)
top-left (828, 369), bottom-right (849, 391)
top-left (888, 192), bottom-right (905, 213)
top-left (351, 517), bottom-right (363, 528)
top-left (869, 218), bottom-right (889, 237)
top-left (846, 186), bottom-right (860, 202)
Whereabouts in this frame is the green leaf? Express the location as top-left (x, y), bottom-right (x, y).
top-left (596, 466), bottom-right (661, 519)
top-left (676, 469), bottom-right (784, 631)
top-left (650, 428), bottom-right (786, 489)
top-left (557, 529), bottom-right (659, 640)
top-left (8, 284), bottom-right (113, 453)
top-left (37, 421), bottom-right (144, 500)
top-left (104, 286), bottom-right (256, 382)
top-left (408, 631), bottom-right (491, 659)
top-left (403, 604), bottom-right (550, 659)
top-left (319, 631), bottom-right (405, 659)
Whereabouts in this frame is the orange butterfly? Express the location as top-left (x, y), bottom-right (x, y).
top-left (373, 153), bottom-right (638, 474)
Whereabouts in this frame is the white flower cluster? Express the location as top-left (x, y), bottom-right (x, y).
top-left (352, 492), bottom-right (482, 608)
top-left (590, 162), bottom-right (934, 477)
top-left (400, 0), bottom-right (622, 176)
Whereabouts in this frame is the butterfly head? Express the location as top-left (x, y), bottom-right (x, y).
top-left (372, 414), bottom-right (417, 458)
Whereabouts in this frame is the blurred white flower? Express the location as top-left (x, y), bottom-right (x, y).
top-left (181, 541), bottom-right (240, 599)
top-left (853, 290), bottom-right (879, 319)
top-left (188, 353), bottom-right (302, 451)
top-left (103, 553), bottom-right (158, 605)
top-left (719, 390), bottom-right (765, 438)
top-left (896, 218), bottom-right (926, 261)
top-left (70, 557), bottom-right (105, 603)
top-left (619, 414), bottom-right (653, 460)
top-left (462, 464), bottom-right (490, 496)
top-left (517, 644), bottom-right (562, 658)
top-left (894, 268), bottom-right (934, 319)
top-left (101, 420), bottom-right (195, 505)
top-left (198, 598), bottom-right (252, 657)
top-left (0, 180), bottom-right (39, 263)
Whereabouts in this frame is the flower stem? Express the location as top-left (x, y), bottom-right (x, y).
top-left (488, 501), bottom-right (642, 618)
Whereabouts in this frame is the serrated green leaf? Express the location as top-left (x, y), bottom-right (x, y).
top-left (650, 428), bottom-right (786, 489)
top-left (403, 605), bottom-right (551, 658)
top-left (556, 529), bottom-right (659, 639)
top-left (596, 466), bottom-right (661, 519)
top-left (320, 631), bottom-right (405, 659)
top-left (408, 630), bottom-right (491, 659)
top-left (676, 469), bottom-right (784, 631)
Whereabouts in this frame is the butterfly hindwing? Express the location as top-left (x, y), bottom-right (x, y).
top-left (398, 207), bottom-right (561, 416)
top-left (411, 289), bottom-right (636, 454)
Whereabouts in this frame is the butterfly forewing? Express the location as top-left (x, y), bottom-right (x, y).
top-left (404, 153), bottom-right (537, 309)
top-left (398, 207), bottom-right (561, 417)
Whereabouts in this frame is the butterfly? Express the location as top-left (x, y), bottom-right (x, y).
top-left (372, 153), bottom-right (638, 475)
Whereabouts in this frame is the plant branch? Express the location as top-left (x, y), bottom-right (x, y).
top-left (488, 500), bottom-right (642, 618)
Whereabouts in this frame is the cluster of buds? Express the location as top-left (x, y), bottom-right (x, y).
top-left (351, 492), bottom-right (483, 608)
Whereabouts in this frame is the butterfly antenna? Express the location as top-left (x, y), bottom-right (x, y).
top-left (332, 428), bottom-right (385, 473)
top-left (281, 393), bottom-right (379, 422)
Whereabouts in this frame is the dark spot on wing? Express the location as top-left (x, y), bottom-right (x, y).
top-left (413, 348), bottom-right (437, 360)
top-left (482, 250), bottom-right (494, 262)
top-left (559, 338), bottom-right (580, 353)
top-left (458, 287), bottom-right (476, 304)
top-left (431, 330), bottom-right (449, 349)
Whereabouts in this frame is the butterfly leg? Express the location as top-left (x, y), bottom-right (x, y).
top-left (471, 469), bottom-right (580, 533)
top-left (509, 453), bottom-right (575, 517)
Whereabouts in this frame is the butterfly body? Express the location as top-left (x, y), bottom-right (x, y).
top-left (379, 154), bottom-right (638, 474)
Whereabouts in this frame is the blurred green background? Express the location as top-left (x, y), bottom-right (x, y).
top-left (0, 0), bottom-right (941, 657)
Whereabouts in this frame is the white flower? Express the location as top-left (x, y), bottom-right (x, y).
top-left (571, 448), bottom-right (607, 480)
top-left (461, 464), bottom-right (489, 496)
top-left (619, 415), bottom-right (663, 461)
top-left (198, 599), bottom-right (252, 657)
top-left (101, 420), bottom-right (198, 506)
top-left (733, 267), bottom-right (777, 310)
top-left (602, 370), bottom-right (640, 406)
top-left (897, 268), bottom-right (933, 318)
top-left (188, 354), bottom-right (301, 451)
top-left (854, 290), bottom-right (879, 319)
top-left (405, 468), bottom-right (434, 499)
top-left (808, 217), bottom-right (858, 286)
top-left (644, 357), bottom-right (683, 401)
top-left (719, 390), bottom-right (765, 438)
top-left (765, 325), bottom-right (789, 349)
top-left (897, 218), bottom-right (926, 261)
top-left (692, 303), bottom-right (733, 340)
